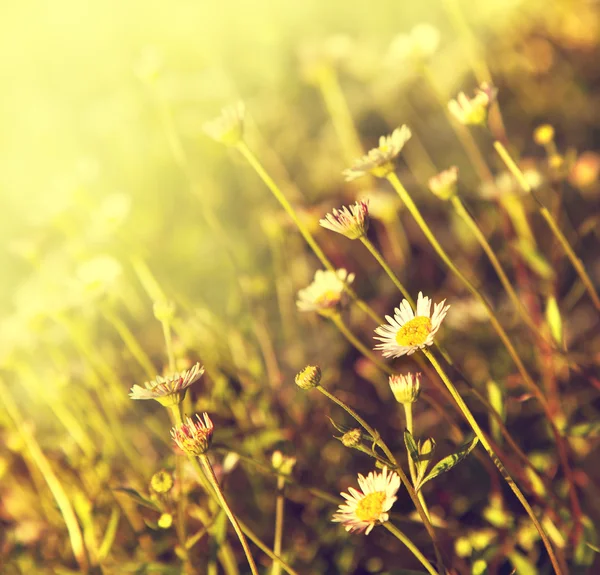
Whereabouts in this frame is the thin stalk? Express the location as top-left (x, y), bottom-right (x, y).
top-left (0, 378), bottom-right (90, 573)
top-left (315, 385), bottom-right (447, 572)
top-left (404, 403), bottom-right (432, 523)
top-left (360, 236), bottom-right (414, 305)
top-left (236, 140), bottom-right (382, 324)
top-left (450, 195), bottom-right (551, 345)
top-left (494, 140), bottom-right (600, 312)
top-left (199, 454), bottom-right (259, 575)
top-left (329, 313), bottom-right (394, 376)
top-left (383, 522), bottom-right (439, 575)
top-left (271, 474), bottom-right (286, 575)
top-left (421, 348), bottom-right (562, 575)
top-left (387, 171), bottom-right (583, 536)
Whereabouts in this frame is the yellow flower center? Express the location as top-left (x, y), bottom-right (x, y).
top-left (316, 289), bottom-right (341, 308)
top-left (395, 316), bottom-right (432, 347)
top-left (355, 491), bottom-right (387, 522)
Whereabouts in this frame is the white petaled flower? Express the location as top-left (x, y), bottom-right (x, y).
top-left (129, 363), bottom-right (205, 407)
top-left (332, 467), bottom-right (401, 535)
top-left (203, 101), bottom-right (245, 146)
top-left (447, 83), bottom-right (497, 126)
top-left (389, 372), bottom-right (421, 404)
top-left (319, 200), bottom-right (370, 239)
top-left (374, 292), bottom-right (450, 358)
top-left (171, 413), bottom-right (214, 456)
top-left (343, 126), bottom-right (412, 181)
top-left (428, 166), bottom-right (459, 201)
top-left (297, 269), bottom-right (355, 316)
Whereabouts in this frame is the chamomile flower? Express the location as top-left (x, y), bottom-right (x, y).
top-left (203, 102), bottom-right (245, 146)
top-left (374, 292), bottom-right (450, 358)
top-left (428, 166), bottom-right (459, 200)
top-left (297, 269), bottom-right (355, 316)
top-left (343, 126), bottom-right (412, 181)
top-left (448, 83), bottom-right (497, 126)
top-left (319, 200), bottom-right (370, 239)
top-left (129, 363), bottom-right (204, 407)
top-left (171, 413), bottom-right (214, 456)
top-left (332, 467), bottom-right (401, 535)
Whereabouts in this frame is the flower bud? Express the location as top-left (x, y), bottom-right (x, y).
top-left (389, 372), bottom-right (421, 404)
top-left (341, 428), bottom-right (362, 448)
top-left (295, 365), bottom-right (322, 390)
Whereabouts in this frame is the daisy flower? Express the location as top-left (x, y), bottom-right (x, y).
top-left (343, 126), bottom-right (412, 181)
top-left (332, 467), bottom-right (401, 535)
top-left (428, 166), bottom-right (459, 201)
top-left (203, 101), bottom-right (245, 146)
top-left (389, 372), bottom-right (422, 404)
top-left (171, 413), bottom-right (214, 456)
top-left (297, 269), bottom-right (355, 316)
top-left (447, 82), bottom-right (497, 126)
top-left (319, 200), bottom-right (370, 239)
top-left (129, 362), bottom-right (204, 407)
top-left (374, 292), bottom-right (450, 358)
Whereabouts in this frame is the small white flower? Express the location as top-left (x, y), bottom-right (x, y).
top-left (374, 292), bottom-right (450, 358)
top-left (203, 102), bottom-right (245, 146)
top-left (332, 467), bottom-right (401, 535)
top-left (389, 372), bottom-right (422, 404)
top-left (428, 166), bottom-right (459, 200)
top-left (447, 83), bottom-right (497, 126)
top-left (343, 126), bottom-right (412, 181)
top-left (319, 200), bottom-right (370, 239)
top-left (297, 269), bottom-right (355, 316)
top-left (129, 363), bottom-right (205, 407)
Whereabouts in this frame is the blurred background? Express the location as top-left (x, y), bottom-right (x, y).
top-left (1, 0), bottom-right (600, 573)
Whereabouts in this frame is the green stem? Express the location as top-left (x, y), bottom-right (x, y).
top-left (404, 403), bottom-right (431, 523)
top-left (315, 385), bottom-right (446, 572)
top-left (199, 454), bottom-right (260, 575)
top-left (329, 313), bottom-right (394, 376)
top-left (236, 141), bottom-right (382, 325)
top-left (360, 236), bottom-right (414, 305)
top-left (383, 522), bottom-right (439, 575)
top-left (494, 140), bottom-right (600, 312)
top-left (422, 348), bottom-right (562, 575)
top-left (450, 195), bottom-right (551, 345)
top-left (271, 475), bottom-right (286, 575)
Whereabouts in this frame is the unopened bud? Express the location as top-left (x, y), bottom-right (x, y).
top-left (389, 373), bottom-right (421, 404)
top-left (341, 428), bottom-right (362, 447)
top-left (295, 365), bottom-right (321, 390)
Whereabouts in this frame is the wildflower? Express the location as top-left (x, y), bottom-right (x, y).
top-left (150, 470), bottom-right (174, 494)
top-left (271, 451), bottom-right (297, 476)
top-left (171, 413), bottom-right (214, 456)
top-left (341, 428), bottom-right (362, 448)
top-left (319, 200), bottom-right (370, 239)
top-left (343, 126), bottom-right (412, 181)
top-left (569, 151), bottom-right (600, 190)
top-left (203, 102), bottom-right (245, 146)
top-left (389, 372), bottom-right (421, 404)
top-left (296, 269), bottom-right (355, 316)
top-left (428, 166), bottom-right (459, 200)
top-left (332, 467), bottom-right (401, 534)
top-left (129, 363), bottom-right (204, 407)
top-left (447, 83), bottom-right (497, 126)
top-left (295, 365), bottom-right (322, 390)
top-left (386, 23), bottom-right (440, 65)
top-left (374, 292), bottom-right (450, 358)
top-left (533, 124), bottom-right (555, 146)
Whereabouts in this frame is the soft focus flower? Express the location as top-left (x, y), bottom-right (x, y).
top-left (389, 372), bottom-right (421, 404)
top-left (271, 451), bottom-right (297, 476)
top-left (297, 269), bottom-right (355, 315)
top-left (374, 292), bottom-right (450, 358)
top-left (448, 83), bottom-right (497, 126)
top-left (343, 126), bottom-right (412, 181)
top-left (533, 124), bottom-right (555, 146)
top-left (479, 169), bottom-right (542, 200)
top-left (332, 467), bottom-right (401, 534)
top-left (319, 200), bottom-right (370, 239)
top-left (569, 152), bottom-right (600, 190)
top-left (129, 363), bottom-right (205, 407)
top-left (203, 102), bottom-right (245, 146)
top-left (428, 166), bottom-right (459, 200)
top-left (150, 470), bottom-right (174, 494)
top-left (385, 23), bottom-right (440, 65)
top-left (295, 365), bottom-right (322, 390)
top-left (171, 413), bottom-right (214, 456)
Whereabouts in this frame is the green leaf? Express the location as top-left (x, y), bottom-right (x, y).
top-left (418, 436), bottom-right (479, 489)
top-left (415, 437), bottom-right (436, 486)
top-left (567, 421), bottom-right (600, 437)
top-left (403, 429), bottom-right (419, 465)
top-left (545, 296), bottom-right (563, 346)
top-left (512, 239), bottom-right (555, 279)
top-left (113, 487), bottom-right (160, 511)
top-left (508, 551), bottom-right (537, 575)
